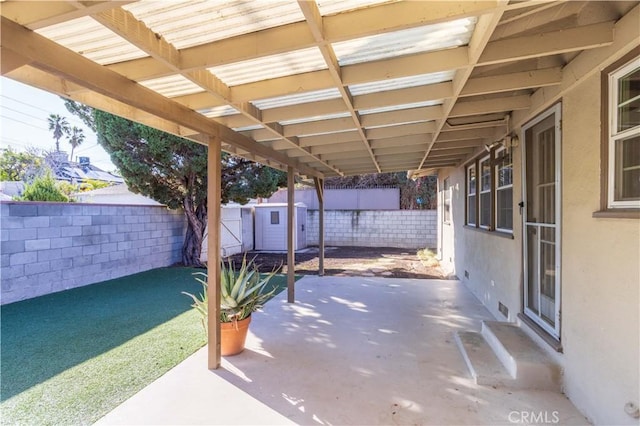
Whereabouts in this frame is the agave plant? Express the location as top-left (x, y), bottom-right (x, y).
top-left (183, 256), bottom-right (277, 334)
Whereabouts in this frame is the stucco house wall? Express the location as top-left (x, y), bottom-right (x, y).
top-left (560, 72), bottom-right (639, 426)
top-left (437, 55), bottom-right (639, 424)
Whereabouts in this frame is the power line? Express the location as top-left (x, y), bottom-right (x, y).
top-left (0, 114), bottom-right (48, 131)
top-left (0, 94), bottom-right (91, 128)
top-left (1, 105), bottom-right (50, 123)
top-left (1, 94), bottom-right (52, 114)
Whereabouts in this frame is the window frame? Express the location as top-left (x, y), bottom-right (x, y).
top-left (479, 154), bottom-right (492, 229)
top-left (494, 147), bottom-right (514, 233)
top-left (466, 164), bottom-right (476, 227)
top-left (443, 177), bottom-right (452, 224)
top-left (270, 211), bottom-right (280, 225)
top-left (599, 47), bottom-right (640, 216)
top-left (608, 56), bottom-right (640, 208)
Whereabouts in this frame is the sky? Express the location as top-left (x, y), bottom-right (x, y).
top-left (0, 77), bottom-right (117, 171)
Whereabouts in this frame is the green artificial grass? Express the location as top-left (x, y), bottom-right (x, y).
top-left (0, 267), bottom-right (289, 425)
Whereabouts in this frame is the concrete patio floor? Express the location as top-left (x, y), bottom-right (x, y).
top-left (96, 276), bottom-right (589, 425)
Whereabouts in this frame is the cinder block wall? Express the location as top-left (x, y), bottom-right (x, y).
top-left (306, 210), bottom-right (436, 249)
top-left (1, 202), bottom-right (186, 305)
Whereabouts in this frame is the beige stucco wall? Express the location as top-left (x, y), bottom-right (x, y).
top-left (560, 72), bottom-right (640, 426)
top-left (438, 146), bottom-right (523, 324)
top-left (439, 73), bottom-right (639, 425)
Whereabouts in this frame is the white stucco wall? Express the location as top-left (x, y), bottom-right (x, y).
top-left (438, 72), bottom-right (639, 426)
top-left (560, 72), bottom-right (640, 426)
top-left (438, 155), bottom-right (523, 324)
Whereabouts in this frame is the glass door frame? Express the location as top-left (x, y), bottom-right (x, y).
top-left (522, 103), bottom-right (562, 339)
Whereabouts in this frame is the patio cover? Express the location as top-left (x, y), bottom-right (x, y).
top-left (2, 0), bottom-right (638, 367)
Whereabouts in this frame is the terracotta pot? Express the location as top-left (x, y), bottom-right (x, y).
top-left (220, 315), bottom-right (251, 356)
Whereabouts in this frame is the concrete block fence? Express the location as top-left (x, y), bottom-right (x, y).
top-left (306, 209), bottom-right (436, 249)
top-left (0, 202), bottom-right (186, 305)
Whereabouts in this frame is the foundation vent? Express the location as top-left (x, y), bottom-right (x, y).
top-left (498, 302), bottom-right (509, 318)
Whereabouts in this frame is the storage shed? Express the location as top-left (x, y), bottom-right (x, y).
top-left (254, 203), bottom-right (307, 251)
top-left (200, 204), bottom-right (253, 262)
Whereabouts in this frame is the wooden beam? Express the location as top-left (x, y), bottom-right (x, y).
top-left (263, 98), bottom-right (346, 124)
top-left (0, 1), bottom-right (133, 30)
top-left (313, 177), bottom-right (325, 277)
top-left (374, 144), bottom-right (429, 156)
top-left (93, 7), bottom-right (342, 176)
top-left (285, 118), bottom-right (357, 138)
top-left (287, 167), bottom-right (295, 303)
top-left (297, 0), bottom-right (380, 173)
top-left (361, 105), bottom-right (443, 128)
top-left (450, 95), bottom-right (531, 117)
top-left (431, 139), bottom-right (486, 150)
top-left (510, 6), bottom-right (640, 131)
top-left (342, 47), bottom-right (469, 86)
top-left (300, 131), bottom-right (361, 147)
top-left (418, 2), bottom-right (508, 170)
top-left (436, 127), bottom-right (498, 142)
top-left (315, 151), bottom-right (370, 162)
top-left (207, 135), bottom-right (222, 370)
top-left (354, 81), bottom-right (453, 111)
top-left (232, 70), bottom-right (335, 103)
top-left (366, 122), bottom-right (436, 140)
top-left (104, 1), bottom-right (498, 82)
top-left (461, 67), bottom-right (562, 97)
top-left (310, 141), bottom-right (364, 155)
top-left (325, 1), bottom-right (499, 41)
top-left (370, 134), bottom-right (431, 149)
top-left (428, 148), bottom-right (475, 158)
top-left (0, 16), bottom-right (323, 178)
top-left (478, 21), bottom-right (615, 65)
top-left (0, 49), bottom-right (30, 75)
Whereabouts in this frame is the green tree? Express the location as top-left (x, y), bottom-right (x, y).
top-left (20, 172), bottom-right (69, 202)
top-left (47, 114), bottom-right (70, 152)
top-left (66, 102), bottom-right (286, 266)
top-left (67, 126), bottom-right (86, 162)
top-left (0, 147), bottom-right (43, 182)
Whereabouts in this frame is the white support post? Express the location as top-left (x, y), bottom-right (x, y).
top-left (287, 167), bottom-right (295, 303)
top-left (314, 177), bottom-right (325, 276)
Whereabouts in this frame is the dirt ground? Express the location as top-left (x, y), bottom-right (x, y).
top-left (229, 246), bottom-right (446, 279)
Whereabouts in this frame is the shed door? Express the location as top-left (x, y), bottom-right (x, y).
top-left (297, 208), bottom-right (306, 249)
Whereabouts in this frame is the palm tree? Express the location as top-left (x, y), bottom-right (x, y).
top-left (47, 114), bottom-right (70, 152)
top-left (67, 126), bottom-right (86, 162)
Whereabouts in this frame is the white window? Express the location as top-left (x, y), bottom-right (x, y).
top-left (467, 165), bottom-right (476, 226)
top-left (608, 56), bottom-right (640, 208)
top-left (443, 177), bottom-right (451, 223)
top-left (495, 148), bottom-right (513, 232)
top-left (270, 211), bottom-right (280, 224)
top-left (479, 155), bottom-right (491, 229)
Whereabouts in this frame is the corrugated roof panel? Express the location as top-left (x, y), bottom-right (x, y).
top-left (138, 75), bottom-right (205, 98)
top-left (208, 47), bottom-right (327, 86)
top-left (280, 112), bottom-right (352, 126)
top-left (365, 120), bottom-right (432, 130)
top-left (316, 0), bottom-right (394, 15)
top-left (349, 71), bottom-right (455, 95)
top-left (197, 105), bottom-right (239, 118)
top-left (298, 128), bottom-right (358, 138)
top-left (123, 0), bottom-right (305, 50)
top-left (232, 125), bottom-right (264, 132)
top-left (36, 17), bottom-right (148, 65)
top-left (359, 100), bottom-right (443, 115)
top-left (252, 88), bottom-right (342, 109)
top-left (333, 17), bottom-right (477, 66)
